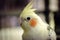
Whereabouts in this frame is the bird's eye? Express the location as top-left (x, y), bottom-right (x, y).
top-left (27, 17), bottom-right (30, 20)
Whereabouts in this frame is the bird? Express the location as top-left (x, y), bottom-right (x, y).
top-left (19, 1), bottom-right (57, 40)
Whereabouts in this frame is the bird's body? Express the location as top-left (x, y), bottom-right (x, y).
top-left (23, 26), bottom-right (49, 40)
top-left (20, 1), bottom-right (56, 40)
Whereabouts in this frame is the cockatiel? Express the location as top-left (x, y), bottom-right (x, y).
top-left (20, 1), bottom-right (56, 40)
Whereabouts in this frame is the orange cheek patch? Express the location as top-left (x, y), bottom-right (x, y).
top-left (29, 19), bottom-right (37, 27)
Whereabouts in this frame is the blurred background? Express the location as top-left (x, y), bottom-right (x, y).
top-left (0, 0), bottom-right (60, 40)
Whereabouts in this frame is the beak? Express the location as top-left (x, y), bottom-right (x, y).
top-left (18, 17), bottom-right (22, 26)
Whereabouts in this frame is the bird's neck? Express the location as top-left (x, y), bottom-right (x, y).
top-left (24, 23), bottom-right (48, 34)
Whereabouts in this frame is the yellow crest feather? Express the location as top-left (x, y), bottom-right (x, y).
top-left (20, 0), bottom-right (36, 17)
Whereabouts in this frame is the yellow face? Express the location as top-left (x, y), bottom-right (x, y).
top-left (19, 1), bottom-right (39, 31)
top-left (20, 13), bottom-right (38, 31)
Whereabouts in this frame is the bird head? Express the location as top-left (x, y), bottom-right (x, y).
top-left (19, 1), bottom-right (49, 32)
